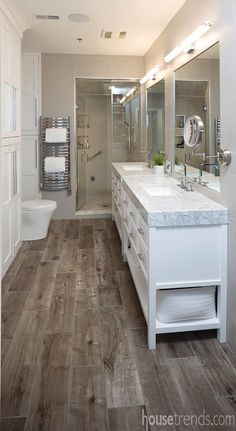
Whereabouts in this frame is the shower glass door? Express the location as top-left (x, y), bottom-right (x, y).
top-left (77, 111), bottom-right (88, 210)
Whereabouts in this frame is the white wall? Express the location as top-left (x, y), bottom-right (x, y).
top-left (144, 0), bottom-right (236, 354)
top-left (41, 53), bottom-right (143, 218)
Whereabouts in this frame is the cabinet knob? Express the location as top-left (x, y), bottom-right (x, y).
top-left (138, 227), bottom-right (144, 235)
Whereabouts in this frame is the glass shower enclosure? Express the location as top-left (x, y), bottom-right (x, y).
top-left (76, 79), bottom-right (141, 212)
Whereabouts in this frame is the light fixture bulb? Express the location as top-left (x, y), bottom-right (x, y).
top-left (140, 65), bottom-right (160, 85)
top-left (164, 21), bottom-right (212, 63)
top-left (181, 21), bottom-right (212, 51)
top-left (164, 46), bottom-right (182, 63)
top-left (119, 87), bottom-right (137, 104)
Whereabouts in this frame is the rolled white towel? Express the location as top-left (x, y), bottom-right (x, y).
top-left (45, 156), bottom-right (65, 173)
top-left (45, 128), bottom-right (67, 143)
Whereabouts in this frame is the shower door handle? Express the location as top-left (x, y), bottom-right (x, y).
top-left (87, 150), bottom-right (102, 162)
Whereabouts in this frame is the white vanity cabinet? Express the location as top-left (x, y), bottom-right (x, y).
top-left (112, 171), bottom-right (123, 239)
top-left (112, 164), bottom-right (228, 349)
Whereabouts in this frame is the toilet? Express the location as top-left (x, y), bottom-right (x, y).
top-left (22, 200), bottom-right (57, 241)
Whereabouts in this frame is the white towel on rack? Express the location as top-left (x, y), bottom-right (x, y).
top-left (45, 128), bottom-right (67, 143)
top-left (45, 157), bottom-right (66, 173)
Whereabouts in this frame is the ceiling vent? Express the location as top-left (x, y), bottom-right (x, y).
top-left (119, 31), bottom-right (127, 39)
top-left (35, 15), bottom-right (60, 20)
top-left (101, 29), bottom-right (127, 39)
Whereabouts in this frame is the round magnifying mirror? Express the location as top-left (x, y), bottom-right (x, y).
top-left (184, 115), bottom-right (204, 148)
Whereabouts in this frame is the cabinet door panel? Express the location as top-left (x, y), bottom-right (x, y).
top-left (2, 150), bottom-right (12, 205)
top-left (22, 55), bottom-right (38, 93)
top-left (2, 82), bottom-right (12, 134)
top-left (13, 196), bottom-right (21, 251)
top-left (22, 94), bottom-right (37, 131)
top-left (10, 33), bottom-right (21, 87)
top-left (22, 136), bottom-right (38, 175)
top-left (2, 206), bottom-right (13, 270)
top-left (1, 21), bottom-right (11, 83)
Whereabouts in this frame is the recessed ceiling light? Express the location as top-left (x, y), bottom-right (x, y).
top-left (68, 13), bottom-right (90, 23)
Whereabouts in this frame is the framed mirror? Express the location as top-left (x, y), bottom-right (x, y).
top-left (147, 79), bottom-right (165, 155)
top-left (175, 43), bottom-right (220, 192)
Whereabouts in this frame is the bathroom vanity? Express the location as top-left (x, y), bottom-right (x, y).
top-left (112, 162), bottom-right (228, 349)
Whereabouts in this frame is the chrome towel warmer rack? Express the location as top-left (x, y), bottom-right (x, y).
top-left (40, 117), bottom-right (71, 195)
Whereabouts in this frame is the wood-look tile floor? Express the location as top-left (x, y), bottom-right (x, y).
top-left (1, 218), bottom-right (236, 431)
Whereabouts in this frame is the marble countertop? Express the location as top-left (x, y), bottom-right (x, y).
top-left (112, 162), bottom-right (155, 179)
top-left (112, 163), bottom-right (228, 227)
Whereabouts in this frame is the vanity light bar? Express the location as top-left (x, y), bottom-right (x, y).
top-left (164, 21), bottom-right (212, 63)
top-left (164, 46), bottom-right (182, 63)
top-left (140, 65), bottom-right (160, 85)
top-left (119, 87), bottom-right (137, 104)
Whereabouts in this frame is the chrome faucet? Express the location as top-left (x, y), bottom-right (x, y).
top-left (178, 163), bottom-right (187, 188)
top-left (177, 163), bottom-right (194, 191)
top-left (139, 150), bottom-right (154, 169)
top-left (199, 161), bottom-right (220, 185)
top-left (164, 161), bottom-right (173, 176)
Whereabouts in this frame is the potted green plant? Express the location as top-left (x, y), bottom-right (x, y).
top-left (175, 154), bottom-right (180, 165)
top-left (152, 152), bottom-right (165, 176)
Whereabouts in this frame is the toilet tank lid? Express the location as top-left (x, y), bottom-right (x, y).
top-left (22, 200), bottom-right (57, 211)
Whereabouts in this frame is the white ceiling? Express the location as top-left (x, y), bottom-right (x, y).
top-left (19, 0), bottom-right (186, 56)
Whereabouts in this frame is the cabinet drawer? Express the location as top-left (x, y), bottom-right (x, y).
top-left (129, 200), bottom-right (138, 225)
top-left (137, 240), bottom-right (148, 279)
top-left (116, 178), bottom-right (121, 194)
top-left (116, 193), bottom-right (122, 215)
top-left (112, 173), bottom-right (117, 187)
top-left (129, 222), bottom-right (138, 251)
top-left (123, 206), bottom-right (130, 232)
top-left (122, 190), bottom-right (129, 211)
top-left (137, 215), bottom-right (148, 249)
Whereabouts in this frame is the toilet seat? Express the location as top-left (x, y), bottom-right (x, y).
top-left (22, 200), bottom-right (57, 212)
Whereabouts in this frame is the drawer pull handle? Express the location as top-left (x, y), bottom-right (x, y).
top-left (138, 253), bottom-right (144, 261)
top-left (129, 211), bottom-right (135, 217)
top-left (130, 232), bottom-right (135, 239)
top-left (138, 227), bottom-right (144, 235)
top-left (123, 218), bottom-right (127, 223)
top-left (123, 200), bottom-right (127, 204)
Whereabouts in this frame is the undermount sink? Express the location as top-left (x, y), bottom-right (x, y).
top-left (141, 184), bottom-right (177, 197)
top-left (123, 165), bottom-right (144, 171)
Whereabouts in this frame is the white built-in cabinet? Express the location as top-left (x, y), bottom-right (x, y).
top-left (1, 142), bottom-right (21, 274)
top-left (21, 53), bottom-right (41, 200)
top-left (0, 2), bottom-right (26, 278)
top-left (1, 15), bottom-right (21, 137)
